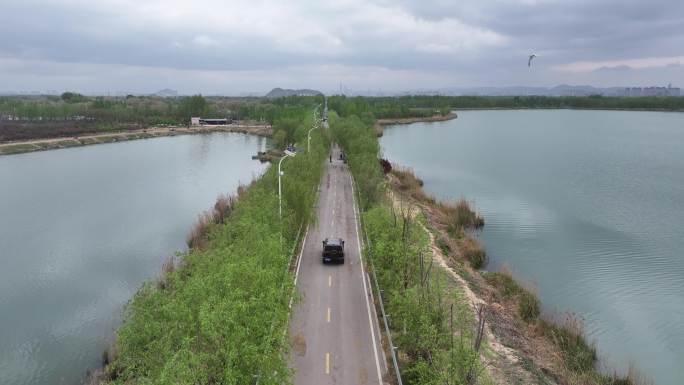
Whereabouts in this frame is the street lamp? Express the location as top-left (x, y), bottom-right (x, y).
top-left (307, 104), bottom-right (322, 152)
top-left (307, 121), bottom-right (319, 153)
top-left (278, 149), bottom-right (296, 220)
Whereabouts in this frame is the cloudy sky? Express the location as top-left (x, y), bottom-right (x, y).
top-left (1, 0), bottom-right (682, 94)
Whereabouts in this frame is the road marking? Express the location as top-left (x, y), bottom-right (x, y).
top-left (349, 173), bottom-right (384, 385)
top-left (328, 274), bottom-right (332, 287)
top-left (325, 352), bottom-right (330, 374)
top-left (289, 226), bottom-right (309, 310)
top-left (327, 307), bottom-right (331, 322)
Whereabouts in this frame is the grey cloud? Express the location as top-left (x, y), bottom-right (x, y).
top-left (0, 0), bottom-right (682, 92)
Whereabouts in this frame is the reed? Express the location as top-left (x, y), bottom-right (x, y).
top-left (441, 198), bottom-right (484, 235)
top-left (186, 211), bottom-right (213, 250)
top-left (461, 236), bottom-right (487, 269)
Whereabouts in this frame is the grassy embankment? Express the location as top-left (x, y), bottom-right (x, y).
top-left (328, 96), bottom-right (649, 385)
top-left (95, 104), bottom-right (328, 385)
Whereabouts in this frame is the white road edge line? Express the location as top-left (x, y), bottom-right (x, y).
top-left (366, 270), bottom-right (390, 374)
top-left (350, 173), bottom-right (384, 385)
top-left (290, 225), bottom-right (310, 309)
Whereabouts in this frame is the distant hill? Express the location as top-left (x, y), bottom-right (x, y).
top-left (265, 88), bottom-right (322, 98)
top-left (154, 89), bottom-right (178, 97)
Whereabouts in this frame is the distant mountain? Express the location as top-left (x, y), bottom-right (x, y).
top-left (154, 88), bottom-right (178, 97)
top-left (265, 87), bottom-right (322, 98)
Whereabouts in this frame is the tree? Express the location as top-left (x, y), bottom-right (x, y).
top-left (61, 92), bottom-right (86, 103)
top-left (273, 117), bottom-right (299, 145)
top-left (177, 95), bottom-right (210, 123)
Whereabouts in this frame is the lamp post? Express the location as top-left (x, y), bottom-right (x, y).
top-left (307, 121), bottom-right (318, 153)
top-left (307, 104), bottom-right (322, 153)
top-left (278, 149), bottom-right (296, 220)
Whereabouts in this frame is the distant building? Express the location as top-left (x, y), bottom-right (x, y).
top-left (667, 84), bottom-right (680, 96)
top-left (190, 117), bottom-right (231, 126)
top-left (642, 87), bottom-right (668, 96)
top-left (621, 85), bottom-right (680, 97)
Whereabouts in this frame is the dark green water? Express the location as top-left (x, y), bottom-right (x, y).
top-left (380, 110), bottom-right (684, 385)
top-left (0, 133), bottom-right (268, 385)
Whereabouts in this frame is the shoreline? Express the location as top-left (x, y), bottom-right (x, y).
top-left (386, 166), bottom-right (646, 384)
top-left (0, 124), bottom-right (272, 156)
top-left (373, 112), bottom-right (457, 136)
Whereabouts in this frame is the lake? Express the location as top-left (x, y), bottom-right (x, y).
top-left (380, 110), bottom-right (684, 385)
top-left (0, 133), bottom-right (269, 385)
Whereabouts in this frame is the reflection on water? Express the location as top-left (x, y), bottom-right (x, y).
top-left (380, 110), bottom-right (684, 385)
top-left (0, 133), bottom-right (268, 385)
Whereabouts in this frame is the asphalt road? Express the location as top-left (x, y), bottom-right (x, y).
top-left (290, 146), bottom-right (386, 385)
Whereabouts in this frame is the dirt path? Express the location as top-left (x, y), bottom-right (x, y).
top-left (388, 190), bottom-right (549, 385)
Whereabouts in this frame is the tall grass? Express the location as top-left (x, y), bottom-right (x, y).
top-left (442, 198), bottom-right (485, 235)
top-left (461, 237), bottom-right (487, 269)
top-left (483, 269), bottom-right (540, 322)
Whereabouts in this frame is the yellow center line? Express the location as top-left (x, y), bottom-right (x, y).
top-left (327, 307), bottom-right (331, 322)
top-left (325, 352), bottom-right (330, 374)
top-left (328, 274), bottom-right (332, 287)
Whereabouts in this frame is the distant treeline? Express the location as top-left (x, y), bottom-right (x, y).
top-left (329, 94), bottom-right (684, 116)
top-left (2, 93), bottom-right (681, 142)
top-left (0, 93), bottom-right (324, 124)
top-left (0, 94), bottom-right (324, 142)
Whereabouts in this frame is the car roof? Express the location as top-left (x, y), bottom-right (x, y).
top-left (324, 238), bottom-right (344, 245)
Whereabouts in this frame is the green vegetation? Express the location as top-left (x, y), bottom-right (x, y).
top-left (0, 95), bottom-right (324, 142)
top-left (330, 95), bottom-right (684, 112)
top-left (3, 93), bottom-right (680, 143)
top-left (364, 207), bottom-right (487, 384)
top-left (102, 103), bottom-right (329, 385)
top-left (328, 112), bottom-right (385, 209)
top-left (328, 99), bottom-right (488, 384)
top-left (389, 167), bottom-right (486, 270)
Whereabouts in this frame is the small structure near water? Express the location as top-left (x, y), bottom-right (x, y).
top-left (190, 117), bottom-right (231, 126)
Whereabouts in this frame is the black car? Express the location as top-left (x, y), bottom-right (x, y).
top-left (322, 238), bottom-right (345, 264)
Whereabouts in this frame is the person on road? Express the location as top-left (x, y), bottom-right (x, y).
top-left (329, 154), bottom-right (332, 163)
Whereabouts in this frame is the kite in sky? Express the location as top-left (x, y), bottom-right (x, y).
top-left (528, 54), bottom-right (537, 67)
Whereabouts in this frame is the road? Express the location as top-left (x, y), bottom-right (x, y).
top-left (290, 146), bottom-right (386, 385)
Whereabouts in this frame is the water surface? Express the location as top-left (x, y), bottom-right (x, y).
top-left (380, 110), bottom-right (684, 385)
top-left (0, 133), bottom-right (268, 385)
